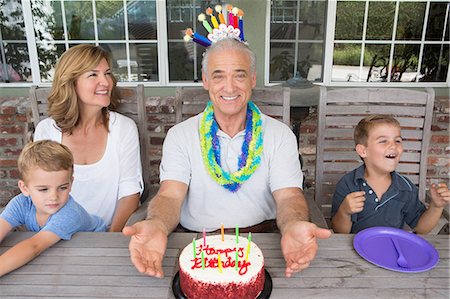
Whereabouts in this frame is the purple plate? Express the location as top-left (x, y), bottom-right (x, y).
top-left (353, 227), bottom-right (439, 273)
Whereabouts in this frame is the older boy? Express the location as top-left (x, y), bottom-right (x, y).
top-left (331, 114), bottom-right (450, 234)
top-left (0, 140), bottom-right (106, 277)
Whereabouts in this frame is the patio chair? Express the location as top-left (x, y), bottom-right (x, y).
top-left (29, 84), bottom-right (151, 225)
top-left (175, 86), bottom-right (328, 228)
top-left (314, 87), bottom-right (447, 233)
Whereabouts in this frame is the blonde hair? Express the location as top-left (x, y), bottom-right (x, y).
top-left (48, 44), bottom-right (119, 134)
top-left (18, 140), bottom-right (74, 182)
top-left (354, 114), bottom-right (401, 146)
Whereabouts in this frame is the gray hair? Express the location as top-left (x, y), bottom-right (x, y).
top-left (201, 38), bottom-right (256, 77)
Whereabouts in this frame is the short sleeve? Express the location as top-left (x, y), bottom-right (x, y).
top-left (117, 115), bottom-right (144, 199)
top-left (268, 121), bottom-right (303, 192)
top-left (159, 124), bottom-right (192, 185)
top-left (34, 118), bottom-right (61, 142)
top-left (0, 194), bottom-right (29, 228)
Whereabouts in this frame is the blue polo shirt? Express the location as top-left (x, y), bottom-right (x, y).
top-left (331, 164), bottom-right (426, 233)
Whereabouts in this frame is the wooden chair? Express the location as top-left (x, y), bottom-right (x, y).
top-left (314, 87), bottom-right (438, 230)
top-left (175, 87), bottom-right (291, 125)
top-left (175, 86), bottom-right (328, 228)
top-left (29, 84), bottom-right (151, 225)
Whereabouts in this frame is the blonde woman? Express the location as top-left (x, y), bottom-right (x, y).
top-left (34, 44), bottom-right (143, 232)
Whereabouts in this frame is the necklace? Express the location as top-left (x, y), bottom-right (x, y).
top-left (199, 101), bottom-right (263, 192)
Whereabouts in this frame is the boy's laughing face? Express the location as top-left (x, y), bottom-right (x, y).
top-left (356, 123), bottom-right (403, 175)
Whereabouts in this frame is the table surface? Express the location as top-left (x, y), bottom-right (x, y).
top-left (0, 232), bottom-right (448, 299)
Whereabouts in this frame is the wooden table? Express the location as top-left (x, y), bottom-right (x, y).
top-left (0, 232), bottom-right (448, 298)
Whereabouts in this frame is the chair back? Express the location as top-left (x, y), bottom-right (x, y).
top-left (29, 84), bottom-right (150, 201)
top-left (315, 87), bottom-right (435, 227)
top-left (175, 87), bottom-right (291, 125)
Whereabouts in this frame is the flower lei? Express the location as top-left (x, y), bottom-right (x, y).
top-left (199, 101), bottom-right (263, 192)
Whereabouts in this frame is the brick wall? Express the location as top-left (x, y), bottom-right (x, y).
top-left (0, 97), bottom-right (30, 207)
top-left (0, 94), bottom-right (449, 208)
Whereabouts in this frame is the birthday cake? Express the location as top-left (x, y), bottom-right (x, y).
top-left (178, 234), bottom-right (265, 299)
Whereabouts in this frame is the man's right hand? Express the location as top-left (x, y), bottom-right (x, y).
top-left (122, 219), bottom-right (168, 278)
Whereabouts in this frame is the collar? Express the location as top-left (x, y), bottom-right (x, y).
top-left (353, 164), bottom-right (414, 192)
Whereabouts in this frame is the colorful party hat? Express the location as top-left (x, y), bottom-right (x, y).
top-left (183, 4), bottom-right (246, 47)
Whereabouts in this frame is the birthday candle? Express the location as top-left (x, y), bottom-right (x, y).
top-left (238, 9), bottom-right (244, 40)
top-left (206, 7), bottom-right (219, 29)
top-left (235, 225), bottom-right (239, 243)
top-left (193, 237), bottom-right (196, 259)
top-left (198, 13), bottom-right (212, 33)
top-left (232, 7), bottom-right (239, 29)
top-left (221, 224), bottom-right (224, 241)
top-left (201, 249), bottom-right (205, 269)
top-left (185, 28), bottom-right (211, 47)
top-left (215, 5), bottom-right (225, 25)
top-left (203, 228), bottom-right (206, 247)
top-left (227, 4), bottom-right (233, 26)
top-left (217, 254), bottom-right (223, 273)
top-left (192, 33), bottom-right (212, 47)
top-left (245, 232), bottom-right (252, 262)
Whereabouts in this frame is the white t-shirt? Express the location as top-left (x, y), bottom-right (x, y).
top-left (160, 112), bottom-right (303, 232)
top-left (34, 112), bottom-right (143, 226)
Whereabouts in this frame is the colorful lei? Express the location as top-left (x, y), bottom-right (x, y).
top-left (199, 101), bottom-right (263, 192)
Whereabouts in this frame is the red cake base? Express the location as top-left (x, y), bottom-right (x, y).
top-left (179, 267), bottom-right (265, 299)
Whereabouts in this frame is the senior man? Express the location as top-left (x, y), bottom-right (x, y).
top-left (123, 38), bottom-right (331, 278)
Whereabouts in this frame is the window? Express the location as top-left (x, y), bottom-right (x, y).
top-left (0, 0), bottom-right (29, 83)
top-left (268, 0), bottom-right (327, 83)
top-left (1, 0), bottom-right (159, 85)
top-left (330, 0), bottom-right (449, 84)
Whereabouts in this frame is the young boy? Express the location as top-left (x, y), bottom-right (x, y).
top-left (331, 114), bottom-right (450, 234)
top-left (0, 140), bottom-right (106, 277)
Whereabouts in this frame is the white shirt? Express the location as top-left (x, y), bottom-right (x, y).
top-left (34, 112), bottom-right (143, 226)
top-left (160, 112), bottom-right (303, 232)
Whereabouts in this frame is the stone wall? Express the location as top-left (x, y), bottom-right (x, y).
top-left (0, 94), bottom-right (449, 208)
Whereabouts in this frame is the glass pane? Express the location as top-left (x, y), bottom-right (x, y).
top-left (0, 42), bottom-right (30, 82)
top-left (332, 43), bottom-right (362, 82)
top-left (129, 43), bottom-right (158, 81)
top-left (426, 2), bottom-right (450, 41)
top-left (298, 0), bottom-right (326, 40)
top-left (168, 41), bottom-right (202, 81)
top-left (127, 0), bottom-right (157, 40)
top-left (38, 43), bottom-right (65, 82)
top-left (391, 44), bottom-right (420, 82)
top-left (363, 44), bottom-right (391, 82)
top-left (31, 1), bottom-right (64, 40)
top-left (99, 43), bottom-right (127, 81)
top-left (366, 1), bottom-right (395, 40)
top-left (270, 42), bottom-right (295, 81)
top-left (420, 44), bottom-right (449, 82)
top-left (65, 1), bottom-right (95, 40)
top-left (167, 0), bottom-right (195, 39)
top-left (270, 0), bottom-right (297, 40)
top-left (2, 0), bottom-right (26, 40)
top-left (0, 1), bottom-right (29, 82)
top-left (96, 1), bottom-right (125, 40)
top-left (297, 42), bottom-right (323, 81)
top-left (335, 1), bottom-right (365, 40)
top-left (396, 2), bottom-right (425, 40)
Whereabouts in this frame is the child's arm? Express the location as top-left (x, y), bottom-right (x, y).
top-left (332, 191), bottom-right (366, 233)
top-left (0, 230), bottom-right (60, 277)
top-left (415, 183), bottom-right (450, 234)
top-left (0, 218), bottom-right (13, 243)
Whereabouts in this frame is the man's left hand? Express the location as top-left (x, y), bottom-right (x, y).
top-left (281, 221), bottom-right (331, 277)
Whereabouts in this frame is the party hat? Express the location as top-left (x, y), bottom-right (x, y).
top-left (183, 4), bottom-right (246, 48)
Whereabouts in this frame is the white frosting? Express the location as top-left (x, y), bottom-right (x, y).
top-left (179, 234), bottom-right (264, 283)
